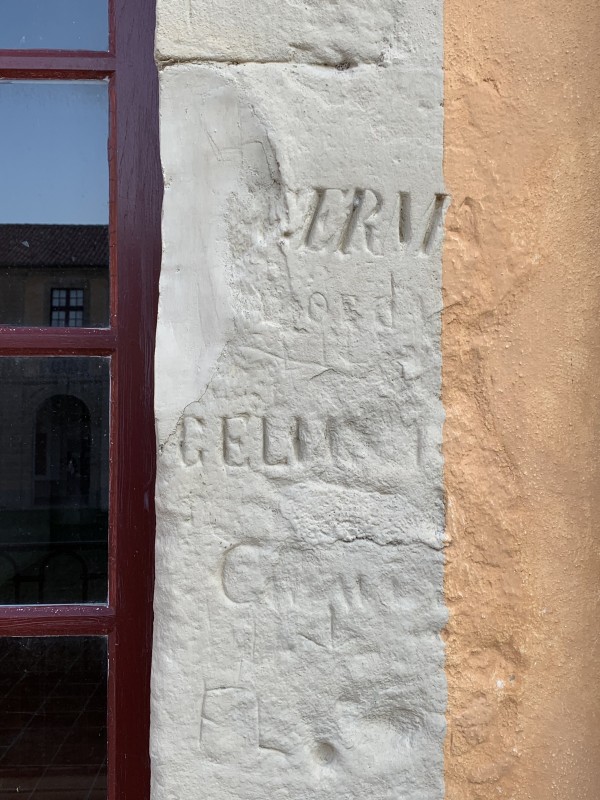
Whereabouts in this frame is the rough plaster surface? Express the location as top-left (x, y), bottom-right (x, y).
top-left (152, 30), bottom-right (447, 799)
top-left (156, 0), bottom-right (442, 68)
top-left (444, 1), bottom-right (600, 797)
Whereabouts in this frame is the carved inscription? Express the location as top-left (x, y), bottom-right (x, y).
top-left (182, 415), bottom-right (310, 469)
top-left (218, 543), bottom-right (441, 652)
top-left (223, 416), bottom-right (251, 466)
top-left (421, 193), bottom-right (447, 254)
top-left (180, 411), bottom-right (419, 472)
top-left (181, 414), bottom-right (206, 466)
top-left (200, 687), bottom-right (259, 761)
top-left (295, 188), bottom-right (448, 255)
top-left (308, 291), bottom-right (328, 321)
top-left (304, 188), bottom-right (382, 253)
top-left (303, 275), bottom-right (398, 328)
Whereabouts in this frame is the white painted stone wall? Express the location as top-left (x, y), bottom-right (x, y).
top-left (152, 3), bottom-right (447, 798)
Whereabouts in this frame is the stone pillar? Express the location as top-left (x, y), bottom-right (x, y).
top-left (152, 3), bottom-right (447, 798)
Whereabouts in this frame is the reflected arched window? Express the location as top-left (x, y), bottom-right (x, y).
top-left (34, 394), bottom-right (91, 506)
top-left (0, 2), bottom-right (159, 794)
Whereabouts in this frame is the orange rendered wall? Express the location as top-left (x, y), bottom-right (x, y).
top-left (443, 1), bottom-right (600, 797)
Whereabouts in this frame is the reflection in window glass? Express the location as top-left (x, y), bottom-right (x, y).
top-left (0, 358), bottom-right (110, 604)
top-left (51, 288), bottom-right (85, 327)
top-left (0, 637), bottom-right (107, 799)
top-left (0, 0), bottom-right (108, 51)
top-left (0, 81), bottom-right (109, 327)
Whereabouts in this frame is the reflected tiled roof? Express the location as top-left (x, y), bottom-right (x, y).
top-left (0, 224), bottom-right (109, 268)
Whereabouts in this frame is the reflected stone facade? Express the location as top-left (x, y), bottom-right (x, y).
top-left (0, 357), bottom-right (110, 604)
top-left (0, 224), bottom-right (109, 327)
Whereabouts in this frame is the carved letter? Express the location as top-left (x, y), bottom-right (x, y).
top-left (375, 274), bottom-right (397, 328)
top-left (308, 292), bottom-right (328, 322)
top-left (222, 416), bottom-right (251, 466)
top-left (181, 414), bottom-right (206, 466)
top-left (262, 417), bottom-right (289, 466)
top-left (341, 295), bottom-right (361, 324)
top-left (340, 189), bottom-right (383, 254)
top-left (304, 188), bottom-right (351, 251)
top-left (420, 194), bottom-right (447, 253)
top-left (292, 417), bottom-right (305, 463)
top-left (398, 191), bottom-right (411, 244)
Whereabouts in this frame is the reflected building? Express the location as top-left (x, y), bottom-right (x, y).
top-left (0, 224), bottom-right (110, 604)
top-left (0, 63), bottom-right (112, 800)
top-left (0, 353), bottom-right (110, 604)
top-left (0, 224), bottom-right (109, 327)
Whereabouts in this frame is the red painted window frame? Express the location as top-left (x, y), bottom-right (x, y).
top-left (0, 2), bottom-right (161, 799)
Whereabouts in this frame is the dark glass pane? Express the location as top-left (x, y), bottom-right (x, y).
top-left (0, 1), bottom-right (108, 51)
top-left (0, 637), bottom-right (107, 799)
top-left (0, 358), bottom-right (110, 604)
top-left (0, 81), bottom-right (109, 327)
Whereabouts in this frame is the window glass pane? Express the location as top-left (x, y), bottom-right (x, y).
top-left (0, 81), bottom-right (109, 327)
top-left (0, 1), bottom-right (108, 51)
top-left (0, 637), bottom-right (107, 799)
top-left (0, 358), bottom-right (110, 605)
top-left (51, 288), bottom-right (86, 328)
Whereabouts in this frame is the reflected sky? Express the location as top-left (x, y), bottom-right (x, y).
top-left (0, 81), bottom-right (108, 224)
top-left (0, 0), bottom-right (107, 50)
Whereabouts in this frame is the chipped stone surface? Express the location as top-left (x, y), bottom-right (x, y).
top-left (152, 46), bottom-right (446, 800)
top-left (155, 0), bottom-right (442, 68)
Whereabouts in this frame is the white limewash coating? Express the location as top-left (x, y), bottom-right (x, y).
top-left (152, 4), bottom-right (447, 797)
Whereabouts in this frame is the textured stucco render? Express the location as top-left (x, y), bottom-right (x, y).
top-left (443, 1), bottom-right (600, 797)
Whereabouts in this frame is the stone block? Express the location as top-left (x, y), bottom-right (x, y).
top-left (155, 0), bottom-right (443, 67)
top-left (153, 60), bottom-right (446, 800)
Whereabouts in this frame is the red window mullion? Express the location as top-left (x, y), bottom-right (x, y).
top-left (0, 53), bottom-right (115, 79)
top-left (0, 0), bottom-right (160, 797)
top-left (0, 605), bottom-right (115, 636)
top-left (109, 0), bottom-right (161, 796)
top-left (0, 327), bottom-right (117, 355)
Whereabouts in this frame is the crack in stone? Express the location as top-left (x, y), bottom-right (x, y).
top-left (156, 56), bottom-right (382, 71)
top-left (158, 337), bottom-right (235, 452)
